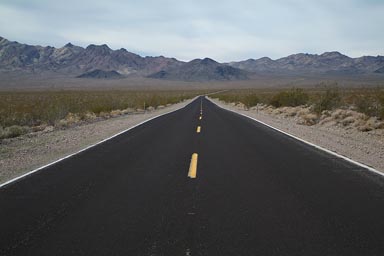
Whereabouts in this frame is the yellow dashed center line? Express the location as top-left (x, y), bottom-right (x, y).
top-left (188, 153), bottom-right (198, 178)
top-left (188, 100), bottom-right (203, 179)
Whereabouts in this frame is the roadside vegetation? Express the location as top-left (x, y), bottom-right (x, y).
top-left (212, 87), bottom-right (384, 131)
top-left (0, 90), bottom-right (204, 139)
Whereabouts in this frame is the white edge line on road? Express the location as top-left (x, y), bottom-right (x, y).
top-left (0, 97), bottom-right (200, 189)
top-left (207, 97), bottom-right (384, 178)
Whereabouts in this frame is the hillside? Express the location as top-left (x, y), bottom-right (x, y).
top-left (1, 36), bottom-right (384, 82)
top-left (229, 52), bottom-right (384, 75)
top-left (148, 58), bottom-right (248, 81)
top-left (0, 36), bottom-right (181, 77)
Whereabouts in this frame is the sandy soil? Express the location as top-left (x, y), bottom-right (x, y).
top-left (209, 97), bottom-right (384, 173)
top-left (0, 98), bottom-right (194, 184)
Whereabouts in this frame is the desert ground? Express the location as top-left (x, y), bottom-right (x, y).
top-left (1, 75), bottom-right (383, 184)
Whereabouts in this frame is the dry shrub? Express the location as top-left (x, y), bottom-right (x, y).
top-left (331, 109), bottom-right (355, 120)
top-left (319, 117), bottom-right (336, 127)
top-left (298, 113), bottom-right (318, 126)
top-left (110, 109), bottom-right (123, 117)
top-left (98, 111), bottom-right (111, 119)
top-left (31, 124), bottom-right (48, 132)
top-left (262, 105), bottom-right (275, 115)
top-left (249, 104), bottom-right (264, 111)
top-left (80, 111), bottom-right (97, 121)
top-left (214, 88), bottom-right (384, 131)
top-left (314, 108), bottom-right (384, 132)
top-left (121, 108), bottom-right (134, 114)
top-left (0, 125), bottom-right (30, 139)
top-left (358, 117), bottom-right (384, 131)
top-left (43, 126), bottom-right (54, 133)
top-left (56, 112), bottom-right (81, 128)
top-left (235, 102), bottom-right (246, 109)
top-left (340, 116), bottom-right (356, 126)
top-left (271, 108), bottom-right (283, 115)
top-left (297, 108), bottom-right (311, 116)
top-left (278, 107), bottom-right (296, 117)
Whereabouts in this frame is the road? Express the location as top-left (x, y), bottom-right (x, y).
top-left (1, 96), bottom-right (384, 255)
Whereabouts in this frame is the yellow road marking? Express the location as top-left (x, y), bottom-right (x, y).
top-left (188, 153), bottom-right (198, 178)
top-left (199, 116), bottom-right (202, 120)
top-left (196, 126), bottom-right (201, 133)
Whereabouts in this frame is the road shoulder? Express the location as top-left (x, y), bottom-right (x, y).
top-left (208, 97), bottom-right (384, 174)
top-left (0, 99), bottom-right (195, 185)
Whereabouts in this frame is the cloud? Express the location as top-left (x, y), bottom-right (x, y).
top-left (0, 0), bottom-right (383, 61)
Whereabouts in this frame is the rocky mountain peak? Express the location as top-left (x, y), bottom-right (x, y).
top-left (321, 51), bottom-right (349, 59)
top-left (200, 58), bottom-right (218, 65)
top-left (64, 42), bottom-right (74, 48)
top-left (258, 57), bottom-right (272, 61)
top-left (188, 58), bottom-right (218, 66)
top-left (85, 44), bottom-right (112, 55)
top-left (0, 36), bottom-right (9, 45)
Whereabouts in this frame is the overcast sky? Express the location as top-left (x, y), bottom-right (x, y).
top-left (0, 0), bottom-right (383, 62)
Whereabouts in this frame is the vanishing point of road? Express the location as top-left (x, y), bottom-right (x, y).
top-left (1, 97), bottom-right (384, 255)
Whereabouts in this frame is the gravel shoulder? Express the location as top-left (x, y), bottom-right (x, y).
top-left (209, 97), bottom-right (384, 174)
top-left (0, 98), bottom-right (195, 184)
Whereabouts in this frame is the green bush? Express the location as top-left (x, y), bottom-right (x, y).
top-left (0, 125), bottom-right (30, 139)
top-left (242, 94), bottom-right (260, 109)
top-left (355, 94), bottom-right (378, 117)
top-left (313, 88), bottom-right (341, 114)
top-left (269, 88), bottom-right (309, 107)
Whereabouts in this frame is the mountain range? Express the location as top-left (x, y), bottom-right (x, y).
top-left (148, 58), bottom-right (248, 81)
top-left (1, 36), bottom-right (383, 81)
top-left (228, 52), bottom-right (384, 75)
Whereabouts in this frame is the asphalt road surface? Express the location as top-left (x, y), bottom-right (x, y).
top-left (1, 97), bottom-right (384, 256)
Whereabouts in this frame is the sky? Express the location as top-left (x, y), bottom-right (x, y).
top-left (0, 0), bottom-right (383, 62)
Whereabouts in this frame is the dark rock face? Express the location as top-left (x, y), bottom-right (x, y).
top-left (77, 69), bottom-right (123, 79)
top-left (147, 70), bottom-right (169, 79)
top-left (374, 66), bottom-right (384, 73)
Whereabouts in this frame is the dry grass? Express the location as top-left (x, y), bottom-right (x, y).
top-left (0, 90), bottom-right (206, 139)
top-left (212, 87), bottom-right (384, 130)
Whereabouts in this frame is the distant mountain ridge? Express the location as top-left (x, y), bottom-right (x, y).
top-left (0, 36), bottom-right (181, 77)
top-left (148, 58), bottom-right (248, 81)
top-left (228, 52), bottom-right (384, 75)
top-left (0, 36), bottom-right (383, 81)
